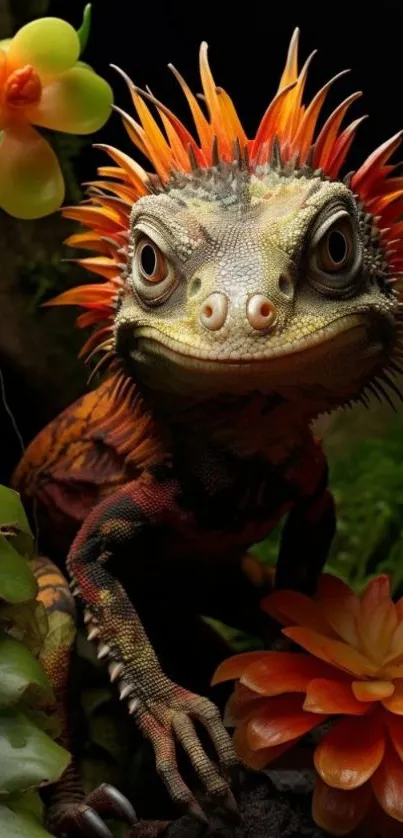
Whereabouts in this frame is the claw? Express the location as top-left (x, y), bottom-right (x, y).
top-left (188, 801), bottom-right (209, 825)
top-left (219, 790), bottom-right (240, 824)
top-left (100, 784), bottom-right (138, 825)
top-left (222, 763), bottom-right (242, 795)
top-left (81, 808), bottom-right (113, 838)
top-left (48, 785), bottom-right (137, 837)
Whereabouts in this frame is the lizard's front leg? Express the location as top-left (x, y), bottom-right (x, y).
top-left (68, 472), bottom-right (238, 822)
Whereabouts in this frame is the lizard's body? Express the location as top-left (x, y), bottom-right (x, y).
top-left (12, 28), bottom-right (403, 836)
top-left (15, 377), bottom-right (328, 563)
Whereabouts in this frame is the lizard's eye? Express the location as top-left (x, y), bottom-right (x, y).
top-left (316, 218), bottom-right (353, 273)
top-left (308, 209), bottom-right (362, 295)
top-left (137, 238), bottom-right (168, 283)
top-left (132, 235), bottom-right (177, 305)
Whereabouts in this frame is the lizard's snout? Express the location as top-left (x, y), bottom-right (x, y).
top-left (246, 294), bottom-right (277, 331)
top-left (200, 293), bottom-right (228, 331)
top-left (199, 292), bottom-right (278, 332)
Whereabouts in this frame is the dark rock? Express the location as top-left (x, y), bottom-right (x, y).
top-left (132, 770), bottom-right (327, 838)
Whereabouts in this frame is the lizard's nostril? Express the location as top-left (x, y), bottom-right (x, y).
top-left (200, 293), bottom-right (228, 331)
top-left (246, 294), bottom-right (277, 331)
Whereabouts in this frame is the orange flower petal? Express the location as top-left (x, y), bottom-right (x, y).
top-left (246, 694), bottom-right (327, 750)
top-left (383, 681), bottom-right (403, 715)
top-left (385, 623), bottom-right (403, 664)
top-left (316, 573), bottom-right (361, 647)
top-left (261, 589), bottom-right (335, 636)
top-left (212, 651), bottom-right (271, 685)
top-left (234, 722), bottom-right (298, 769)
top-left (304, 678), bottom-right (369, 715)
top-left (352, 681), bottom-right (395, 702)
top-left (371, 806), bottom-right (403, 838)
top-left (312, 777), bottom-right (372, 836)
top-left (357, 577), bottom-right (395, 662)
top-left (283, 626), bottom-right (378, 677)
top-left (224, 683), bottom-right (267, 726)
top-left (395, 598), bottom-right (403, 621)
top-left (0, 50), bottom-right (6, 118)
top-left (385, 663), bottom-right (403, 679)
top-left (361, 576), bottom-right (391, 611)
top-left (239, 652), bottom-right (342, 696)
top-left (372, 742), bottom-right (403, 822)
top-left (358, 599), bottom-right (397, 665)
top-left (315, 715), bottom-right (385, 789)
top-left (384, 713), bottom-right (403, 762)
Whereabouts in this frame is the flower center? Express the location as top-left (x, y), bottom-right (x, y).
top-left (4, 65), bottom-right (42, 108)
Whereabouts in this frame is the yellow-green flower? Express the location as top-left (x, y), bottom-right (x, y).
top-left (0, 9), bottom-right (113, 219)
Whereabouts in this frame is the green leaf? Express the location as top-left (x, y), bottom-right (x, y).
top-left (1, 601), bottom-right (48, 655)
top-left (0, 538), bottom-right (37, 604)
top-left (0, 486), bottom-right (34, 557)
top-left (0, 805), bottom-right (52, 838)
top-left (0, 709), bottom-right (69, 794)
top-left (0, 632), bottom-right (53, 708)
top-left (24, 706), bottom-right (62, 741)
top-left (7, 791), bottom-right (43, 820)
top-left (202, 617), bottom-right (263, 653)
top-left (77, 4), bottom-right (92, 55)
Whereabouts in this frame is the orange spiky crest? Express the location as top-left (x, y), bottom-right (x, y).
top-left (51, 29), bottom-right (403, 390)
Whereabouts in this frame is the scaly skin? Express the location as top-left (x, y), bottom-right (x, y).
top-left (13, 28), bottom-right (403, 836)
top-left (32, 557), bottom-right (138, 836)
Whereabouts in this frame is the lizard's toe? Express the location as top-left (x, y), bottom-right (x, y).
top-left (47, 803), bottom-right (112, 838)
top-left (134, 684), bottom-right (239, 824)
top-left (46, 784), bottom-right (137, 837)
top-left (218, 790), bottom-right (240, 823)
top-left (80, 808), bottom-right (113, 838)
top-left (172, 711), bottom-right (234, 802)
top-left (86, 783), bottom-right (137, 825)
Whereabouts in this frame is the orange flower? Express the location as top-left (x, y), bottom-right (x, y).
top-left (213, 574), bottom-right (403, 837)
top-left (0, 8), bottom-right (112, 219)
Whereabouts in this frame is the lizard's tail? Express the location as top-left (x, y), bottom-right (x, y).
top-left (31, 557), bottom-right (138, 835)
top-left (31, 557), bottom-right (88, 831)
top-left (32, 556), bottom-right (77, 745)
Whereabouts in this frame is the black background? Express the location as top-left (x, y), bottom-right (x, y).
top-left (47, 0), bottom-right (403, 181)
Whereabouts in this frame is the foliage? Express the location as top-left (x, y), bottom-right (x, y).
top-left (0, 486), bottom-right (69, 838)
top-left (251, 417), bottom-right (403, 595)
top-left (326, 421), bottom-right (403, 593)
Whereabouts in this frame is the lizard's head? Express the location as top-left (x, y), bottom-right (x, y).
top-left (115, 167), bottom-right (396, 408)
top-left (56, 31), bottom-right (403, 416)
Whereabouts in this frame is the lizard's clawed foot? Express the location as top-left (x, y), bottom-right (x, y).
top-left (46, 783), bottom-right (137, 837)
top-left (132, 683), bottom-right (239, 821)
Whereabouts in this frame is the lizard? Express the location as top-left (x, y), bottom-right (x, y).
top-left (12, 27), bottom-right (403, 837)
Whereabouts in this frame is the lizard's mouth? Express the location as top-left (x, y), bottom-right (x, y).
top-left (124, 312), bottom-right (395, 398)
top-left (132, 314), bottom-right (365, 366)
